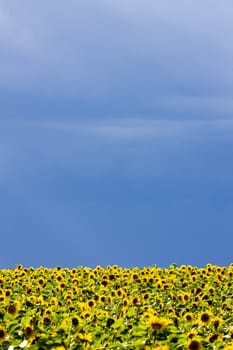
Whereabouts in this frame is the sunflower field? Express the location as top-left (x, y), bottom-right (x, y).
top-left (0, 264), bottom-right (232, 350)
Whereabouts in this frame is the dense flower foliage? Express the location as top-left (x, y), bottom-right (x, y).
top-left (0, 264), bottom-right (232, 349)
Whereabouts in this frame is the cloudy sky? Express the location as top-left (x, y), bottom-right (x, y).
top-left (1, 1), bottom-right (233, 269)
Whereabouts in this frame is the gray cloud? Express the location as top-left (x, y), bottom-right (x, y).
top-left (21, 118), bottom-right (233, 142)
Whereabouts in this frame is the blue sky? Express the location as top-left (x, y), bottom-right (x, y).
top-left (0, 1), bottom-right (233, 269)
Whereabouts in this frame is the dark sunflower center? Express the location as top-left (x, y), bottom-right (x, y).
top-left (189, 340), bottom-right (201, 350)
top-left (0, 329), bottom-right (5, 338)
top-left (201, 313), bottom-right (210, 322)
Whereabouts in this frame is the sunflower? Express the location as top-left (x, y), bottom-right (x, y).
top-left (24, 325), bottom-right (34, 338)
top-left (183, 292), bottom-right (191, 302)
top-left (208, 286), bottom-right (215, 294)
top-left (0, 326), bottom-right (7, 343)
top-left (116, 288), bottom-right (124, 297)
top-left (177, 293), bottom-right (184, 303)
top-left (87, 299), bottom-right (95, 308)
top-left (187, 338), bottom-right (202, 350)
top-left (50, 296), bottom-right (58, 306)
top-left (187, 331), bottom-right (197, 339)
top-left (211, 317), bottom-right (223, 330)
top-left (42, 316), bottom-right (51, 326)
top-left (101, 279), bottom-right (108, 287)
top-left (142, 292), bottom-right (150, 301)
top-left (72, 316), bottom-right (81, 329)
top-left (83, 311), bottom-right (91, 320)
top-left (7, 301), bottom-right (19, 316)
top-left (199, 310), bottom-right (212, 325)
top-left (152, 345), bottom-right (169, 350)
top-left (224, 344), bottom-right (233, 350)
top-left (76, 332), bottom-right (92, 344)
top-left (38, 277), bottom-right (46, 286)
top-left (0, 294), bottom-right (6, 303)
top-left (184, 312), bottom-right (194, 323)
top-left (5, 289), bottom-right (12, 297)
top-left (147, 315), bottom-right (171, 333)
top-left (208, 333), bottom-right (222, 343)
top-left (131, 296), bottom-right (140, 306)
top-left (121, 296), bottom-right (128, 307)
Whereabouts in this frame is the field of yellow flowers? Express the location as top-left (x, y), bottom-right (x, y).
top-left (0, 264), bottom-right (232, 350)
